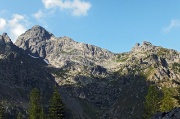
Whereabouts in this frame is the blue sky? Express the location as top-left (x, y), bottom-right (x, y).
top-left (0, 0), bottom-right (180, 53)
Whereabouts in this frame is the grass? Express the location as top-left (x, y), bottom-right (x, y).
top-left (116, 57), bottom-right (128, 62)
top-left (52, 69), bottom-right (69, 78)
top-left (61, 50), bottom-right (68, 54)
top-left (157, 48), bottom-right (170, 56)
top-left (172, 62), bottom-right (180, 73)
top-left (144, 66), bottom-right (155, 79)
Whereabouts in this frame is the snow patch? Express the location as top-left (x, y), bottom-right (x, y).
top-left (28, 54), bottom-right (39, 58)
top-left (44, 59), bottom-right (50, 64)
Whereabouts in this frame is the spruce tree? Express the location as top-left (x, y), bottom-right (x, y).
top-left (144, 85), bottom-right (161, 118)
top-left (48, 87), bottom-right (65, 119)
top-left (29, 88), bottom-right (42, 119)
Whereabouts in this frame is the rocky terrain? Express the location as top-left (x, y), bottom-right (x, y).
top-left (15, 25), bottom-right (115, 68)
top-left (151, 108), bottom-right (180, 119)
top-left (0, 25), bottom-right (180, 118)
top-left (0, 32), bottom-right (56, 118)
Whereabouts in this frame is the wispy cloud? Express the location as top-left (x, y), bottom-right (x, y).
top-left (8, 14), bottom-right (29, 41)
top-left (32, 9), bottom-right (55, 29)
top-left (0, 14), bottom-right (30, 42)
top-left (41, 0), bottom-right (91, 16)
top-left (33, 9), bottom-right (55, 20)
top-left (163, 19), bottom-right (180, 33)
top-left (0, 18), bottom-right (7, 30)
top-left (33, 10), bottom-right (46, 20)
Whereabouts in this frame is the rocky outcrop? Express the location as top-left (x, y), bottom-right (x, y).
top-left (15, 25), bottom-right (115, 68)
top-left (0, 26), bottom-right (179, 119)
top-left (0, 33), bottom-right (15, 53)
top-left (131, 41), bottom-right (180, 63)
top-left (151, 108), bottom-right (180, 119)
top-left (0, 33), bottom-right (56, 117)
top-left (132, 41), bottom-right (157, 53)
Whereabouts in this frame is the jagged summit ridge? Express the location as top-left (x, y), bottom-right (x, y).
top-left (15, 25), bottom-right (115, 67)
top-left (0, 33), bottom-right (12, 43)
top-left (28, 25), bottom-right (53, 38)
top-left (0, 33), bottom-right (15, 53)
top-left (132, 41), bottom-right (158, 53)
top-left (16, 25), bottom-right (53, 42)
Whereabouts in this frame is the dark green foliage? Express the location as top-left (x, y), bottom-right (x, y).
top-left (160, 94), bottom-right (175, 112)
top-left (48, 87), bottom-right (65, 119)
top-left (144, 85), bottom-right (162, 118)
top-left (40, 108), bottom-right (46, 119)
top-left (160, 88), bottom-right (177, 112)
top-left (29, 88), bottom-right (43, 119)
top-left (176, 87), bottom-right (180, 104)
top-left (0, 102), bottom-right (4, 119)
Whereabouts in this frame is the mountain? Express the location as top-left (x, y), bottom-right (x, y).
top-left (1, 25), bottom-right (180, 118)
top-left (0, 32), bottom-right (56, 118)
top-left (15, 25), bottom-right (115, 68)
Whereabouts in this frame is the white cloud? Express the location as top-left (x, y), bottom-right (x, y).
top-left (0, 18), bottom-right (7, 30)
top-left (8, 14), bottom-right (28, 41)
top-left (33, 10), bottom-right (45, 20)
top-left (0, 14), bottom-right (30, 42)
top-left (33, 9), bottom-right (55, 20)
top-left (163, 19), bottom-right (180, 33)
top-left (41, 0), bottom-right (91, 16)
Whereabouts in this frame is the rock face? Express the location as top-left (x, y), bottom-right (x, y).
top-left (0, 33), bottom-right (15, 53)
top-left (1, 25), bottom-right (180, 119)
top-left (151, 108), bottom-right (180, 119)
top-left (15, 25), bottom-right (115, 68)
top-left (0, 33), bottom-right (55, 117)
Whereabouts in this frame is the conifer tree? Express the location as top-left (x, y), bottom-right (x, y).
top-left (48, 87), bottom-right (65, 119)
top-left (29, 88), bottom-right (43, 119)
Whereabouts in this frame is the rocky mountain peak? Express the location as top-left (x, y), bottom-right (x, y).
top-left (0, 33), bottom-right (14, 53)
top-left (0, 33), bottom-right (12, 43)
top-left (30, 25), bottom-right (53, 37)
top-left (142, 41), bottom-right (152, 46)
top-left (132, 41), bottom-right (156, 53)
top-left (15, 25), bottom-right (115, 67)
top-left (16, 25), bottom-right (53, 42)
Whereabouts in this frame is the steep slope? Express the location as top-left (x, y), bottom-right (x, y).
top-left (14, 26), bottom-right (180, 119)
top-left (0, 33), bottom-right (56, 118)
top-left (15, 25), bottom-right (115, 68)
top-left (102, 42), bottom-right (180, 118)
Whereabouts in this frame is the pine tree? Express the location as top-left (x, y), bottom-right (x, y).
top-left (144, 85), bottom-right (161, 118)
top-left (29, 88), bottom-right (43, 119)
top-left (48, 87), bottom-right (65, 119)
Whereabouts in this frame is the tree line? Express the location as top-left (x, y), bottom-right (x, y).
top-left (0, 87), bottom-right (66, 119)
